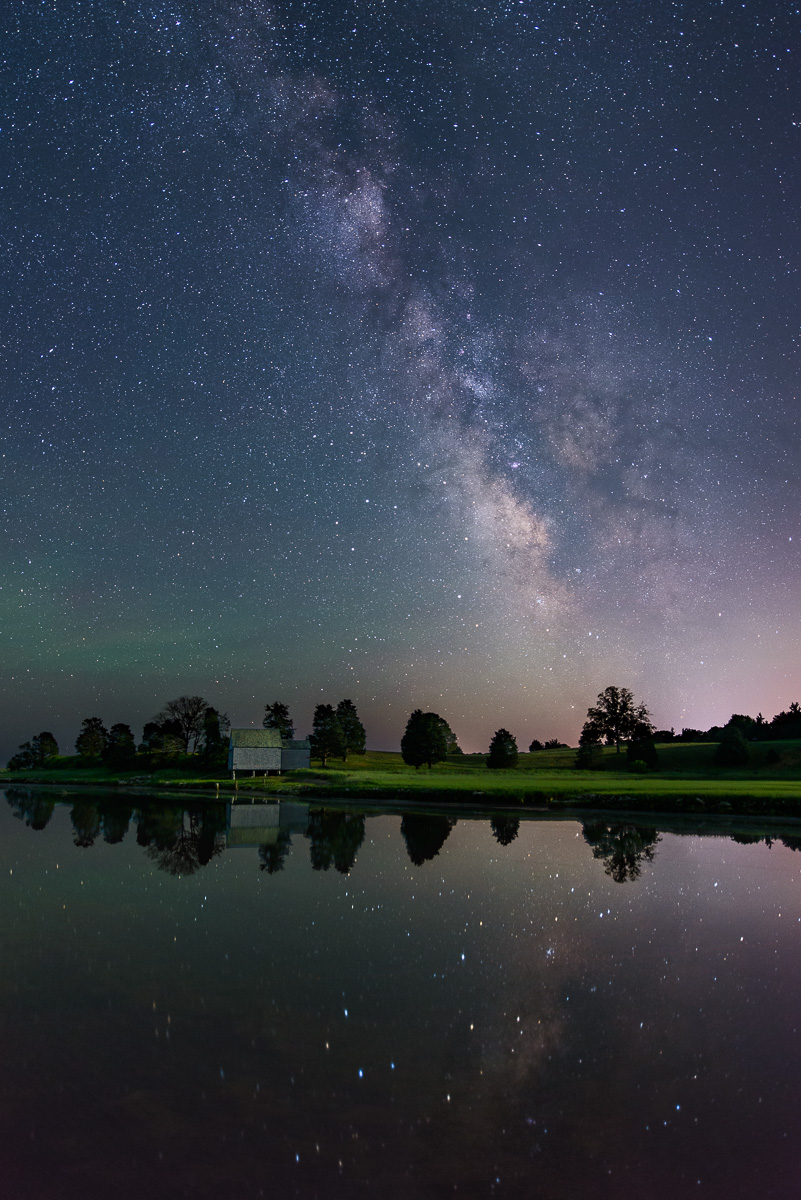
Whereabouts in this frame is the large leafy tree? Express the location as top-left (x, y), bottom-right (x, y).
top-left (263, 701), bottom-right (294, 741)
top-left (400, 710), bottom-right (449, 769)
top-left (202, 707), bottom-right (230, 768)
top-left (713, 725), bottom-right (750, 767)
top-left (156, 696), bottom-right (209, 753)
top-left (486, 728), bottom-right (518, 769)
top-left (440, 719), bottom-right (462, 755)
top-left (581, 686), bottom-right (653, 753)
top-left (140, 718), bottom-right (184, 757)
top-left (7, 731), bottom-right (59, 770)
top-left (336, 699), bottom-right (366, 760)
top-left (309, 704), bottom-right (345, 766)
top-left (75, 717), bottom-right (108, 760)
top-left (102, 723), bottom-right (137, 769)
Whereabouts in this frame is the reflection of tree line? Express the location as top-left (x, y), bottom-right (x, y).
top-left (8, 787), bottom-right (796, 881)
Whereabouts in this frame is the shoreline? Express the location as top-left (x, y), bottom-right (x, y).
top-left (4, 769), bottom-right (801, 821)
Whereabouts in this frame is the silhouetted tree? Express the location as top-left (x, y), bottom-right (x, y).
top-left (581, 686), bottom-right (653, 753)
top-left (7, 731), bottom-right (59, 770)
top-left (75, 717), bottom-right (108, 761)
top-left (626, 735), bottom-right (659, 770)
top-left (528, 739), bottom-right (544, 752)
top-left (490, 816), bottom-right (520, 845)
top-left (769, 701), bottom-right (801, 740)
top-left (725, 713), bottom-right (758, 739)
top-left (309, 704), bottom-right (345, 766)
top-left (487, 728), bottom-right (518, 769)
top-left (575, 741), bottom-right (604, 770)
top-left (201, 707), bottom-right (229, 769)
top-left (139, 717), bottom-right (184, 759)
top-left (102, 723), bottom-right (137, 770)
top-left (543, 738), bottom-right (568, 749)
top-left (336, 699), bottom-right (366, 760)
top-left (713, 725), bottom-right (750, 767)
top-left (400, 813), bottom-right (456, 865)
top-left (401, 710), bottom-right (449, 769)
top-left (581, 821), bottom-right (660, 883)
top-left (440, 719), bottom-right (462, 755)
top-left (156, 696), bottom-right (209, 753)
top-left (263, 701), bottom-right (294, 740)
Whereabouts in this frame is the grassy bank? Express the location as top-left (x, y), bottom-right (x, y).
top-left (2, 742), bottom-right (801, 813)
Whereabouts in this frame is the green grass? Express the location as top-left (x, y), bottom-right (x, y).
top-left (3, 743), bottom-right (801, 811)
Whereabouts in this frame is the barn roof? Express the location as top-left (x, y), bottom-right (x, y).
top-left (229, 728), bottom-right (283, 748)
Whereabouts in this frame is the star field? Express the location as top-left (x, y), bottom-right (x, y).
top-left (1, 0), bottom-right (799, 756)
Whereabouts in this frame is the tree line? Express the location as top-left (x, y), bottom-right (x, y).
top-left (6, 695), bottom-right (368, 772)
top-left (7, 686), bottom-right (801, 774)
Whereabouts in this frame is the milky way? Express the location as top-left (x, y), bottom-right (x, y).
top-left (2, 0), bottom-right (799, 756)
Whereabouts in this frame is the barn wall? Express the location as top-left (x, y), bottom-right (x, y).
top-left (231, 747), bottom-right (282, 771)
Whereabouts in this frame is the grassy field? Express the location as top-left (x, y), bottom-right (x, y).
top-left (3, 742), bottom-right (801, 813)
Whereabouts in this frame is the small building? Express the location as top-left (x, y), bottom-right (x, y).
top-left (228, 728), bottom-right (311, 778)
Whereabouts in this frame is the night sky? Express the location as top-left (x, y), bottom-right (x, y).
top-left (2, 0), bottom-right (800, 758)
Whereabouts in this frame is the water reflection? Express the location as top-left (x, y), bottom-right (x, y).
top-left (306, 810), bottom-right (366, 873)
top-left (3, 785), bottom-right (801, 1199)
top-left (580, 820), bottom-right (662, 883)
top-left (6, 786), bottom-right (55, 830)
top-left (490, 815), bottom-right (520, 845)
top-left (8, 787), bottom-right (801, 886)
top-left (400, 812), bottom-right (456, 865)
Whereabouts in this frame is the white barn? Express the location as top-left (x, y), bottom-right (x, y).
top-left (228, 728), bottom-right (311, 778)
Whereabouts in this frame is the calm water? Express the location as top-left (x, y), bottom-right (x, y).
top-left (2, 787), bottom-right (801, 1199)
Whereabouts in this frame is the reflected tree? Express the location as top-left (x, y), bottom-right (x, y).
top-left (143, 808), bottom-right (224, 876)
top-left (581, 821), bottom-right (661, 883)
top-left (70, 799), bottom-right (101, 848)
top-left (306, 810), bottom-right (366, 874)
top-left (490, 816), bottom-right (520, 846)
top-left (191, 804), bottom-right (227, 866)
top-left (401, 813), bottom-right (456, 866)
top-left (731, 833), bottom-right (772, 847)
top-left (259, 830), bottom-right (293, 874)
top-left (99, 799), bottom-right (133, 844)
top-left (136, 803), bottom-right (185, 849)
top-left (5, 787), bottom-right (55, 830)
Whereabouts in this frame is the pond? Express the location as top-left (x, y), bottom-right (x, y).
top-left (2, 787), bottom-right (801, 1199)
